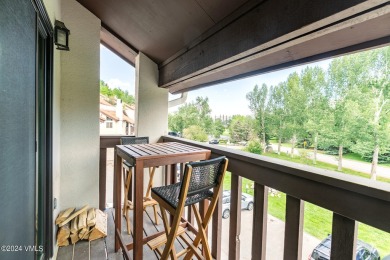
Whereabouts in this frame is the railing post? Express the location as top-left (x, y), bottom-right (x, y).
top-left (212, 186), bottom-right (223, 260)
top-left (284, 195), bottom-right (304, 260)
top-left (331, 213), bottom-right (357, 260)
top-left (99, 147), bottom-right (107, 210)
top-left (229, 173), bottom-right (242, 260)
top-left (252, 183), bottom-right (268, 260)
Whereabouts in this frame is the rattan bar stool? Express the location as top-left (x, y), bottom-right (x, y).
top-left (149, 156), bottom-right (228, 260)
top-left (120, 136), bottom-right (159, 234)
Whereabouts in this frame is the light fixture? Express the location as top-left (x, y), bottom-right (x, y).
top-left (54, 20), bottom-right (70, 51)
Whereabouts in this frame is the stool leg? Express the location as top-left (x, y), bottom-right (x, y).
top-left (146, 167), bottom-right (159, 225)
top-left (125, 203), bottom-right (131, 235)
top-left (160, 206), bottom-right (177, 260)
top-left (153, 204), bottom-right (159, 225)
top-left (123, 168), bottom-right (133, 234)
top-left (122, 168), bottom-right (127, 216)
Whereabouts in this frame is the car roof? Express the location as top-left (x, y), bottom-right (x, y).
top-left (313, 235), bottom-right (378, 257)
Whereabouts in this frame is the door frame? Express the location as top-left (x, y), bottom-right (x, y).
top-left (31, 0), bottom-right (54, 258)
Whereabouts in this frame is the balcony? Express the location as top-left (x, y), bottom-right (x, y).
top-left (58, 135), bottom-right (390, 260)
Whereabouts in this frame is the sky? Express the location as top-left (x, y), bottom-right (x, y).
top-left (100, 45), bottom-right (136, 94)
top-left (100, 44), bottom-right (332, 117)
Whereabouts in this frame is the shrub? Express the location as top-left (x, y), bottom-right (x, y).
top-left (245, 139), bottom-right (263, 155)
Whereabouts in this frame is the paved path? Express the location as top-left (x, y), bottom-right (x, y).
top-left (271, 144), bottom-right (390, 179)
top-left (220, 210), bottom-right (320, 260)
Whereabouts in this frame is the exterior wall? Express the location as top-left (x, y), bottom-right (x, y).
top-left (100, 120), bottom-right (120, 135)
top-left (43, 1), bottom-right (100, 257)
top-left (135, 52), bottom-right (168, 188)
top-left (59, 0), bottom-right (100, 210)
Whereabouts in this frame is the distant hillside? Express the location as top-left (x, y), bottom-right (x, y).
top-left (100, 80), bottom-right (135, 105)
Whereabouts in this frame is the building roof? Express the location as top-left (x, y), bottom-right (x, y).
top-left (100, 109), bottom-right (134, 124)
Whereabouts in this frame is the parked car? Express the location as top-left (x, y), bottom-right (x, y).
top-left (221, 191), bottom-right (254, 219)
top-left (237, 141), bottom-right (247, 146)
top-left (168, 131), bottom-right (180, 137)
top-left (209, 139), bottom-right (219, 144)
top-left (265, 144), bottom-right (273, 152)
top-left (309, 235), bottom-right (380, 260)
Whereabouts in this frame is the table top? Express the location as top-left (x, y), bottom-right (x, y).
top-left (116, 142), bottom-right (210, 161)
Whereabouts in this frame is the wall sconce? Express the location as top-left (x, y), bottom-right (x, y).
top-left (54, 20), bottom-right (70, 51)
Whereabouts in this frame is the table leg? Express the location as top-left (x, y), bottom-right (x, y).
top-left (133, 160), bottom-right (144, 260)
top-left (114, 149), bottom-right (122, 252)
top-left (171, 164), bottom-right (177, 184)
top-left (165, 165), bottom-right (170, 186)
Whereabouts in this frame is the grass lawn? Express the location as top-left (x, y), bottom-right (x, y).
top-left (269, 142), bottom-right (390, 168)
top-left (343, 152), bottom-right (367, 162)
top-left (343, 153), bottom-right (390, 167)
top-left (222, 157), bottom-right (390, 256)
top-left (265, 152), bottom-right (390, 184)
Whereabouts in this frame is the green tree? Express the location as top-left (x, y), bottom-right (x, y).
top-left (168, 103), bottom-right (198, 133)
top-left (100, 80), bottom-right (112, 96)
top-left (168, 96), bottom-right (213, 135)
top-left (348, 47), bottom-right (390, 179)
top-left (183, 125), bottom-right (208, 142)
top-left (229, 115), bottom-right (254, 143)
top-left (268, 82), bottom-right (288, 154)
top-left (247, 84), bottom-right (271, 152)
top-left (284, 72), bottom-right (308, 157)
top-left (325, 47), bottom-right (388, 172)
top-left (100, 80), bottom-right (135, 105)
top-left (301, 66), bottom-right (328, 164)
top-left (213, 118), bottom-right (225, 138)
top-left (195, 97), bottom-right (213, 134)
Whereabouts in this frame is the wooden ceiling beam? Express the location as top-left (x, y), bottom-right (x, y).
top-left (100, 25), bottom-right (138, 66)
top-left (159, 0), bottom-right (390, 92)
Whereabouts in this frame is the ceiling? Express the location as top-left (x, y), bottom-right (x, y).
top-left (77, 0), bottom-right (249, 64)
top-left (76, 0), bottom-right (389, 93)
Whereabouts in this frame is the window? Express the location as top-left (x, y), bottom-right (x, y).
top-left (106, 121), bottom-right (113, 128)
top-left (356, 248), bottom-right (371, 260)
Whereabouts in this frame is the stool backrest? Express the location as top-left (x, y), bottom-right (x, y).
top-left (180, 156), bottom-right (227, 198)
top-left (120, 136), bottom-right (149, 145)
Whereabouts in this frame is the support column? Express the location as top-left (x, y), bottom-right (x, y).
top-left (135, 52), bottom-right (168, 188)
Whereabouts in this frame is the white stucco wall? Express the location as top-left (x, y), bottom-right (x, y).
top-left (42, 1), bottom-right (100, 257)
top-left (59, 0), bottom-right (100, 210)
top-left (135, 53), bottom-right (168, 142)
top-left (135, 52), bottom-right (169, 188)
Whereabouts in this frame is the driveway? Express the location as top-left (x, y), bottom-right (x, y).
top-left (220, 210), bottom-right (320, 260)
top-left (271, 144), bottom-right (390, 179)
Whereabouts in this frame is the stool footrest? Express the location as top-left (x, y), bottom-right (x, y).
top-left (147, 226), bottom-right (185, 250)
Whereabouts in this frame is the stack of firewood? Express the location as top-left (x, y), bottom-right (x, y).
top-left (56, 205), bottom-right (107, 247)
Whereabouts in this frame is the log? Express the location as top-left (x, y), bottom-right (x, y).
top-left (56, 207), bottom-right (75, 225)
top-left (79, 227), bottom-right (89, 240)
top-left (87, 208), bottom-right (96, 227)
top-left (70, 232), bottom-right (79, 245)
top-left (89, 209), bottom-right (107, 241)
top-left (58, 238), bottom-right (69, 247)
top-left (70, 216), bottom-right (79, 234)
top-left (59, 205), bottom-right (89, 227)
top-left (78, 210), bottom-right (87, 230)
top-left (57, 223), bottom-right (70, 244)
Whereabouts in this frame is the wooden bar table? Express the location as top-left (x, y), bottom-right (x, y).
top-left (113, 142), bottom-right (211, 259)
